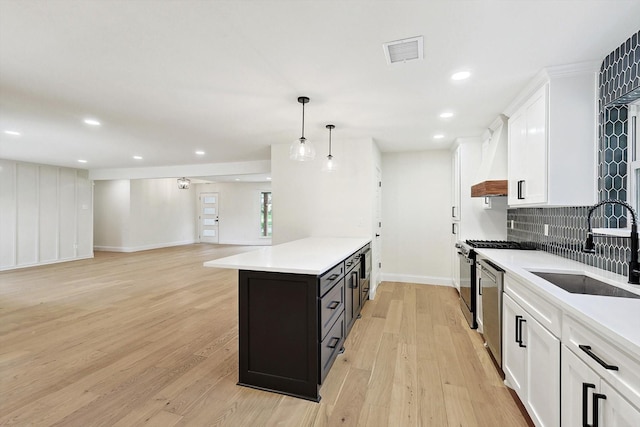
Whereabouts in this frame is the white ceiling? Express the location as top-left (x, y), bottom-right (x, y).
top-left (1, 1), bottom-right (639, 176)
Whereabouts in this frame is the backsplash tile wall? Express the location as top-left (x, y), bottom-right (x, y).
top-left (507, 207), bottom-right (630, 276)
top-left (507, 31), bottom-right (639, 276)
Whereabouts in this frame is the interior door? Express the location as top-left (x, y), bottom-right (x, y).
top-left (199, 192), bottom-right (219, 244)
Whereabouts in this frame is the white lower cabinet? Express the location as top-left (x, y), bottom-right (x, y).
top-left (562, 345), bottom-right (640, 426)
top-left (503, 293), bottom-right (560, 427)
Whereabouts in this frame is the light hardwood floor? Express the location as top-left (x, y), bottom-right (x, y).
top-left (0, 244), bottom-right (531, 426)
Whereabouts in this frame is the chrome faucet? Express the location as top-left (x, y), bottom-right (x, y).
top-left (584, 199), bottom-right (640, 284)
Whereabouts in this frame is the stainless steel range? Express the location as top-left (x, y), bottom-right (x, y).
top-left (455, 240), bottom-right (533, 329)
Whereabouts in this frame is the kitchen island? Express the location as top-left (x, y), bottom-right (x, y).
top-left (204, 237), bottom-right (371, 401)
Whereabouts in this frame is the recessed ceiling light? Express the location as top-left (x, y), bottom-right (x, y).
top-left (234, 178), bottom-right (240, 181)
top-left (451, 71), bottom-right (471, 81)
top-left (4, 130), bottom-right (21, 136)
top-left (266, 177), bottom-right (272, 181)
top-left (83, 118), bottom-right (101, 126)
top-left (78, 159), bottom-right (87, 163)
top-left (439, 112), bottom-right (454, 119)
top-left (433, 134), bottom-right (445, 139)
top-left (195, 150), bottom-right (205, 155)
top-left (133, 155), bottom-right (143, 160)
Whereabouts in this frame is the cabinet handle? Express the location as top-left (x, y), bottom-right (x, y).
top-left (327, 273), bottom-right (339, 281)
top-left (452, 206), bottom-right (456, 217)
top-left (518, 318), bottom-right (527, 348)
top-left (515, 315), bottom-right (523, 343)
top-left (478, 277), bottom-right (482, 295)
top-left (452, 223), bottom-right (457, 235)
top-left (327, 336), bottom-right (340, 349)
top-left (592, 392), bottom-right (606, 427)
top-left (352, 272), bottom-right (359, 288)
top-left (578, 345), bottom-right (619, 371)
top-left (582, 383), bottom-right (595, 426)
top-left (327, 301), bottom-right (340, 310)
top-left (517, 180), bottom-right (525, 200)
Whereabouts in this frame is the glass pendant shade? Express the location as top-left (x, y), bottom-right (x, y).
top-left (321, 154), bottom-right (338, 172)
top-left (289, 136), bottom-right (315, 161)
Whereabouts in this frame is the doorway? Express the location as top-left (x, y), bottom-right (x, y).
top-left (199, 192), bottom-right (219, 244)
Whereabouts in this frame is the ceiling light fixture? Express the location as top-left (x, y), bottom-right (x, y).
top-left (77, 159), bottom-right (87, 163)
top-left (433, 134), bottom-right (445, 139)
top-left (133, 155), bottom-right (143, 160)
top-left (322, 124), bottom-right (338, 172)
top-left (439, 112), bottom-right (454, 119)
top-left (4, 130), bottom-right (21, 136)
top-left (290, 96), bottom-right (315, 161)
top-left (451, 71), bottom-right (471, 81)
top-left (83, 118), bottom-right (101, 126)
top-left (195, 150), bottom-right (205, 155)
top-left (177, 177), bottom-right (191, 189)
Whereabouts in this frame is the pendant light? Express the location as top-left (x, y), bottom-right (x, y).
top-left (289, 96), bottom-right (315, 161)
top-left (322, 124), bottom-right (338, 172)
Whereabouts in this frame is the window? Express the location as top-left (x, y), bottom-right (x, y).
top-left (260, 192), bottom-right (272, 237)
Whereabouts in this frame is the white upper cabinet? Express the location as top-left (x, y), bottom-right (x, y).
top-left (506, 64), bottom-right (598, 207)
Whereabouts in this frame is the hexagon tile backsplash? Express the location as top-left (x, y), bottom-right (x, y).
top-left (507, 207), bottom-right (631, 276)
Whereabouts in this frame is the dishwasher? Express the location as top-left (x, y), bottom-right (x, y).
top-left (478, 258), bottom-right (505, 368)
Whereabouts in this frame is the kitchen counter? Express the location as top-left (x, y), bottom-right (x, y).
top-left (475, 248), bottom-right (640, 358)
top-left (203, 237), bottom-right (370, 275)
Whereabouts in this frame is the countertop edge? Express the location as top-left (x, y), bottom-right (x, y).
top-left (474, 248), bottom-right (640, 360)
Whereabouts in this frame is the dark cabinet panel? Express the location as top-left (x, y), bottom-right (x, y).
top-left (238, 271), bottom-right (319, 401)
top-left (320, 312), bottom-right (345, 383)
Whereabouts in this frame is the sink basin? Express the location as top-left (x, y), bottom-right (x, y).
top-left (530, 272), bottom-right (640, 299)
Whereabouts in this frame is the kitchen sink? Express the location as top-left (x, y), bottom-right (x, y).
top-left (530, 271), bottom-right (640, 299)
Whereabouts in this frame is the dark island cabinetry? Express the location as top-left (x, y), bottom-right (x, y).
top-left (237, 242), bottom-right (371, 401)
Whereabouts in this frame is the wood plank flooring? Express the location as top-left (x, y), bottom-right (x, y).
top-left (0, 244), bottom-right (531, 426)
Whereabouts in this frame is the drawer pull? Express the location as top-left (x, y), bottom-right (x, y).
top-left (327, 301), bottom-right (340, 310)
top-left (327, 337), bottom-right (340, 349)
top-left (579, 345), bottom-right (619, 371)
top-left (582, 383), bottom-right (595, 426)
top-left (326, 273), bottom-right (340, 281)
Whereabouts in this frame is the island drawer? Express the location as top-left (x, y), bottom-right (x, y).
top-left (320, 312), bottom-right (345, 383)
top-left (345, 251), bottom-right (360, 272)
top-left (320, 278), bottom-right (345, 340)
top-left (319, 262), bottom-right (345, 296)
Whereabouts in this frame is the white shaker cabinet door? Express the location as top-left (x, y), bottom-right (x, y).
top-left (600, 381), bottom-right (640, 427)
top-left (503, 294), bottom-right (526, 395)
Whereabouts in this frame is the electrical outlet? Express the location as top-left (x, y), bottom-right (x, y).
top-left (544, 224), bottom-right (549, 236)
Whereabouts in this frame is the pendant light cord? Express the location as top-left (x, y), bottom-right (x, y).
top-left (328, 127), bottom-right (332, 155)
top-left (301, 101), bottom-right (305, 140)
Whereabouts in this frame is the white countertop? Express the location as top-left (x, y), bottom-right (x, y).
top-left (203, 237), bottom-right (371, 275)
top-left (475, 248), bottom-right (640, 358)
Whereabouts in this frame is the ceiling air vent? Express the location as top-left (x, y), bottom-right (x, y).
top-left (383, 36), bottom-right (424, 65)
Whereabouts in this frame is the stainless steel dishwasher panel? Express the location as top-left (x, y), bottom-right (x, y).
top-left (479, 258), bottom-right (504, 368)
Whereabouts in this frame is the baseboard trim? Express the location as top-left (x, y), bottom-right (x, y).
top-left (0, 254), bottom-right (95, 271)
top-left (216, 239), bottom-right (272, 246)
top-left (380, 273), bottom-right (453, 287)
top-left (94, 239), bottom-right (196, 253)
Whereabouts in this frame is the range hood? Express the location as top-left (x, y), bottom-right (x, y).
top-left (471, 115), bottom-right (508, 197)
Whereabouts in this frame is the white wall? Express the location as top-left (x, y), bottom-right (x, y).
top-left (0, 159), bottom-right (93, 270)
top-left (271, 137), bottom-right (381, 294)
top-left (196, 182), bottom-right (272, 245)
top-left (93, 178), bottom-right (197, 252)
top-left (271, 138), bottom-right (377, 244)
top-left (381, 150), bottom-right (452, 286)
